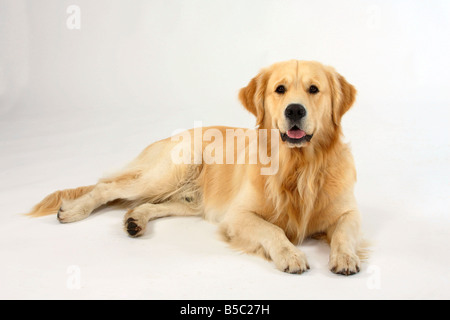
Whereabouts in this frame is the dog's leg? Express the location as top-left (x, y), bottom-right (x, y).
top-left (327, 210), bottom-right (362, 276)
top-left (56, 142), bottom-right (200, 224)
top-left (124, 201), bottom-right (201, 237)
top-left (57, 176), bottom-right (142, 223)
top-left (220, 211), bottom-right (309, 274)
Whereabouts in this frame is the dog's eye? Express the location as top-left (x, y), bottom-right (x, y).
top-left (309, 85), bottom-right (319, 94)
top-left (275, 85), bottom-right (286, 94)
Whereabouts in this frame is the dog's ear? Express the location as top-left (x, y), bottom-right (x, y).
top-left (239, 69), bottom-right (270, 127)
top-left (328, 68), bottom-right (357, 126)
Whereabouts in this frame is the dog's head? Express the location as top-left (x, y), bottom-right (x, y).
top-left (239, 60), bottom-right (356, 148)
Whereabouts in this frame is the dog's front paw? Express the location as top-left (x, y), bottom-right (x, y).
top-left (329, 252), bottom-right (361, 276)
top-left (273, 247), bottom-right (310, 274)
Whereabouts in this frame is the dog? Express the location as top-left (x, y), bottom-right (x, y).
top-left (28, 60), bottom-right (366, 275)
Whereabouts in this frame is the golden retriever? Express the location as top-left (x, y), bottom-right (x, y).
top-left (28, 60), bottom-right (365, 275)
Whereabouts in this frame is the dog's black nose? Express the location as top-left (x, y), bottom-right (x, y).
top-left (285, 104), bottom-right (306, 121)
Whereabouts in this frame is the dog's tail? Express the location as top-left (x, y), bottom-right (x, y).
top-left (26, 185), bottom-right (95, 217)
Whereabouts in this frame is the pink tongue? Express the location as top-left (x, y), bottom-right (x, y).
top-left (287, 129), bottom-right (306, 139)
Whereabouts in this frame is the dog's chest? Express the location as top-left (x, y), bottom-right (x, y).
top-left (261, 168), bottom-right (326, 241)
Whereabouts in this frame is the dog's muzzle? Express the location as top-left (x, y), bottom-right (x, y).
top-left (281, 104), bottom-right (313, 144)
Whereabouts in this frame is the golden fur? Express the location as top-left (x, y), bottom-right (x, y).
top-left (28, 60), bottom-right (365, 275)
top-left (28, 185), bottom-right (95, 217)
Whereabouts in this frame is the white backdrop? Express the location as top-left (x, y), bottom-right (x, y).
top-left (0, 0), bottom-right (449, 299)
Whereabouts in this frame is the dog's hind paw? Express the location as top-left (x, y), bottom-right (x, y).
top-left (124, 217), bottom-right (145, 237)
top-left (57, 202), bottom-right (90, 223)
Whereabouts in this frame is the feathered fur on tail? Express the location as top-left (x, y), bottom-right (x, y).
top-left (27, 185), bottom-right (95, 217)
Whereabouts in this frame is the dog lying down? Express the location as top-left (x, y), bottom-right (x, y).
top-left (28, 60), bottom-right (367, 275)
